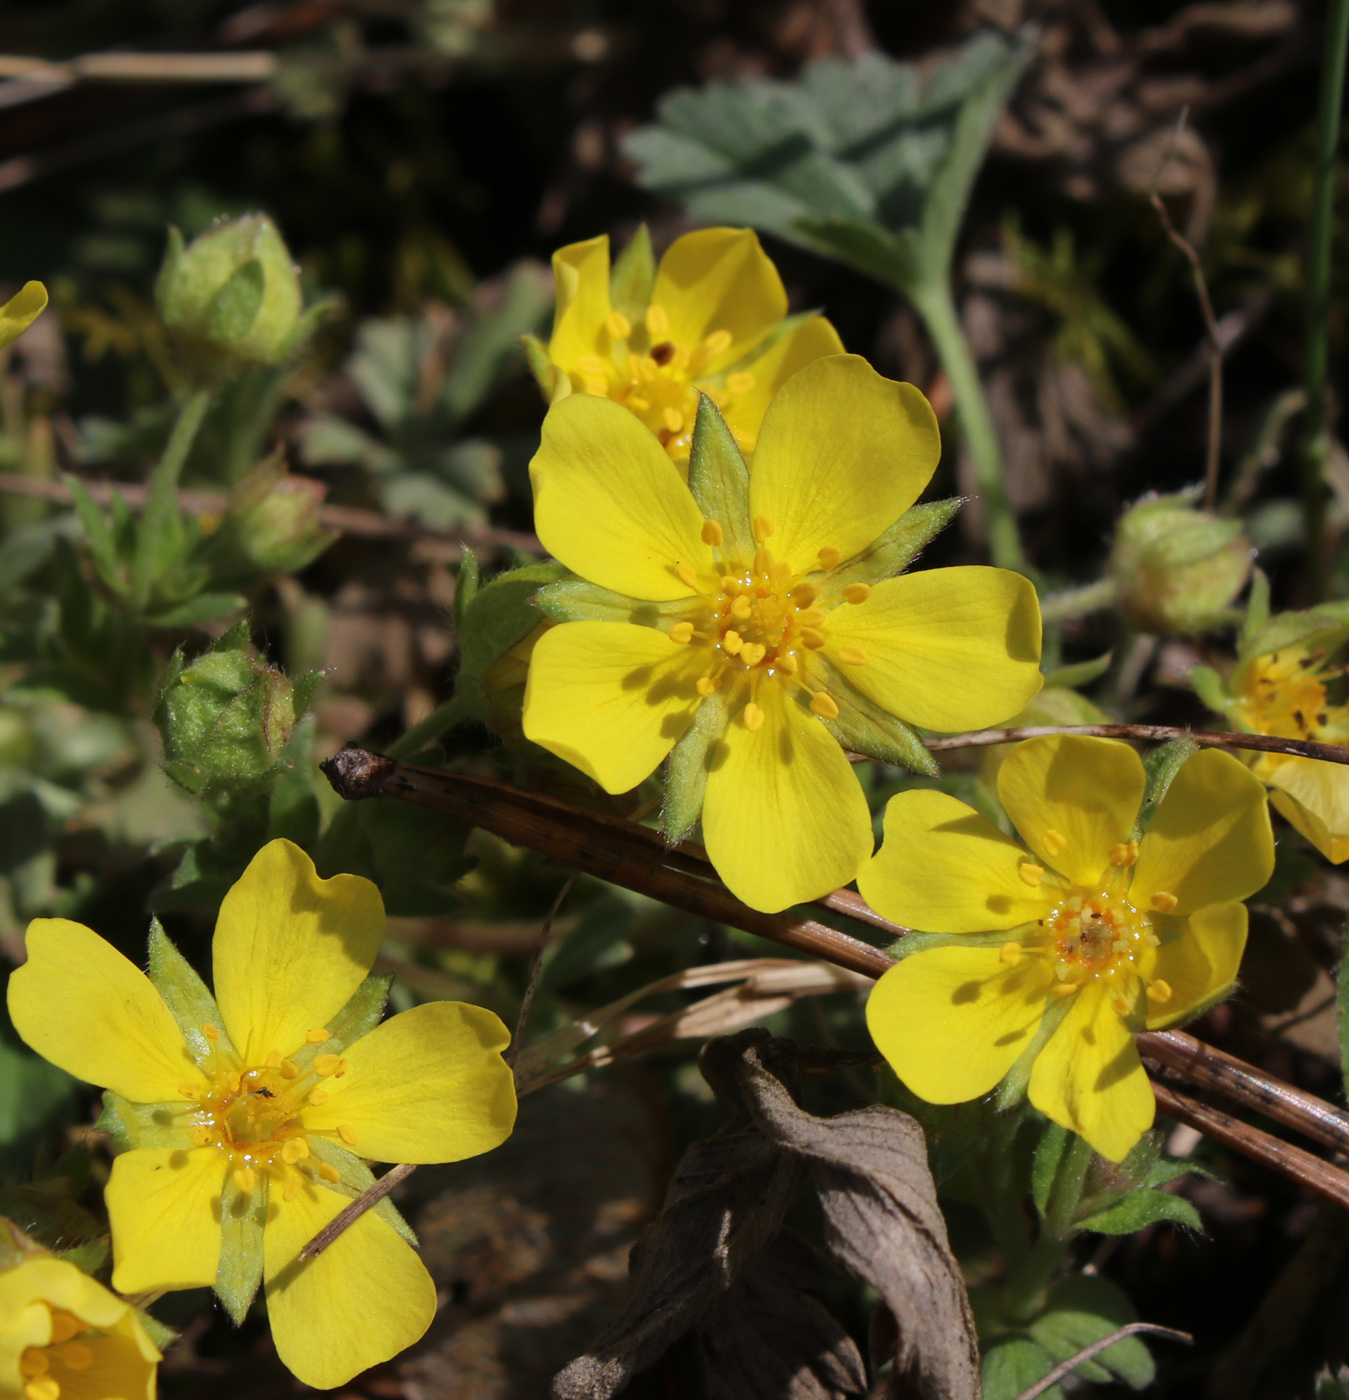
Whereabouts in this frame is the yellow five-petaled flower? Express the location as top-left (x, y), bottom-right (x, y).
top-left (522, 353), bottom-right (1043, 913)
top-left (861, 736), bottom-right (1274, 1162)
top-left (7, 840), bottom-right (517, 1391)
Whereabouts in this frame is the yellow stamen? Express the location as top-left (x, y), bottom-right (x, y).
top-left (753, 514), bottom-right (774, 542)
top-left (730, 594), bottom-right (752, 620)
top-left (20, 1352), bottom-right (48, 1377)
top-left (645, 304), bottom-right (669, 337)
top-left (775, 654), bottom-right (798, 676)
top-left (770, 560), bottom-right (792, 592)
top-left (25, 1378), bottom-right (59, 1400)
top-left (838, 644), bottom-right (868, 666)
top-left (1146, 979), bottom-right (1174, 1004)
top-left (318, 1163), bottom-right (341, 1184)
top-left (726, 371), bottom-right (755, 396)
top-left (743, 702), bottom-right (765, 732)
top-left (796, 607), bottom-right (826, 629)
top-left (719, 575), bottom-right (739, 592)
top-left (703, 328), bottom-right (732, 357)
top-left (1000, 941), bottom-right (1023, 965)
top-left (663, 406), bottom-right (684, 434)
top-left (810, 692), bottom-right (840, 720)
top-left (264, 1049), bottom-right (282, 1068)
top-left (308, 1088), bottom-right (330, 1106)
top-left (61, 1344), bottom-right (92, 1372)
top-left (1051, 982), bottom-right (1079, 998)
top-left (47, 1316), bottom-right (77, 1346)
top-left (722, 630), bottom-right (744, 656)
top-left (202, 1023), bottom-right (220, 1042)
top-left (233, 1167), bottom-right (256, 1193)
top-left (178, 1082), bottom-right (201, 1099)
top-left (669, 621), bottom-right (694, 644)
top-left (753, 547), bottom-right (775, 574)
top-left (701, 519), bottom-right (723, 546)
top-left (696, 676), bottom-right (721, 697)
top-left (280, 1059), bottom-right (300, 1079)
top-left (191, 1126), bottom-right (211, 1147)
top-left (842, 583), bottom-right (871, 604)
top-left (818, 546), bottom-right (842, 570)
top-left (1019, 862), bottom-right (1044, 888)
top-left (281, 1138), bottom-right (309, 1164)
top-left (740, 642), bottom-right (766, 667)
top-left (791, 582), bottom-right (819, 606)
top-left (673, 562), bottom-right (700, 590)
top-left (800, 628), bottom-right (825, 650)
top-left (1042, 829), bottom-right (1066, 856)
top-left (605, 311), bottom-right (631, 340)
top-left (1108, 841), bottom-right (1140, 867)
top-left (305, 1028), bottom-right (330, 1045)
top-left (337, 1124), bottom-right (358, 1146)
top-left (1150, 891), bottom-right (1178, 914)
top-left (314, 1053), bottom-right (341, 1076)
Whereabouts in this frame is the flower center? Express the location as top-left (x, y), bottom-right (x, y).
top-left (574, 307), bottom-right (758, 463)
top-left (19, 1309), bottom-right (96, 1400)
top-left (1239, 647), bottom-right (1340, 740)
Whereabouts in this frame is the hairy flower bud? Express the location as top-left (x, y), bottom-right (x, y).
top-left (1109, 492), bottom-right (1251, 635)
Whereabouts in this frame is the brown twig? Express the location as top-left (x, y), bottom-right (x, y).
top-left (508, 873), bottom-right (576, 1068)
top-left (296, 1161), bottom-right (417, 1263)
top-left (925, 724), bottom-right (1349, 766)
top-left (1013, 1322), bottom-right (1193, 1400)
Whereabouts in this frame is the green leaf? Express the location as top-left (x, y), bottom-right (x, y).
top-left (688, 394), bottom-right (753, 559)
top-left (1076, 1188), bottom-right (1202, 1235)
top-left (66, 478), bottom-right (125, 594)
top-left (982, 1334), bottom-right (1060, 1400)
top-left (147, 918), bottom-right (235, 1066)
top-left (1135, 738), bottom-right (1199, 838)
top-left (661, 691), bottom-right (729, 842)
top-left (205, 258), bottom-right (266, 347)
top-left (146, 592), bottom-right (250, 628)
top-left (215, 1171), bottom-right (267, 1326)
top-left (534, 578), bottom-right (696, 630)
top-left (1032, 1120), bottom-right (1068, 1217)
top-left (816, 657), bottom-right (938, 773)
top-left (1041, 653), bottom-right (1112, 691)
top-left (1188, 664), bottom-right (1231, 714)
top-left (1238, 601), bottom-right (1349, 664)
top-left (521, 333), bottom-right (552, 393)
top-left (791, 214), bottom-right (918, 292)
top-left (304, 1138), bottom-right (416, 1247)
top-left (1242, 568), bottom-right (1271, 646)
top-left (825, 499), bottom-right (962, 592)
top-left (610, 224), bottom-right (656, 325)
top-left (98, 1092), bottom-right (188, 1153)
top-left (1030, 1276), bottom-right (1155, 1389)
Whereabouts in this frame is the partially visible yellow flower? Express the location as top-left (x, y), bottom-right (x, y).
top-left (0, 1246), bottom-right (158, 1400)
top-left (0, 283), bottom-right (46, 353)
top-left (7, 839), bottom-right (516, 1391)
top-left (860, 736), bottom-right (1273, 1162)
top-left (540, 227), bottom-right (842, 464)
top-left (1231, 643), bottom-right (1349, 862)
top-left (522, 353), bottom-right (1043, 913)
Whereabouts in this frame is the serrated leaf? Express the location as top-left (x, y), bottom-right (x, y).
top-left (825, 498), bottom-right (962, 592)
top-left (815, 657), bottom-right (938, 773)
top-left (1076, 1188), bottom-right (1202, 1235)
top-left (305, 1137), bottom-right (416, 1247)
top-left (147, 919), bottom-right (235, 1066)
top-left (1029, 1276), bottom-right (1155, 1389)
top-left (661, 691), bottom-right (729, 842)
top-left (688, 394), bottom-right (753, 559)
top-left (610, 224), bottom-right (655, 325)
top-left (215, 1170), bottom-right (266, 1325)
top-left (533, 579), bottom-right (697, 630)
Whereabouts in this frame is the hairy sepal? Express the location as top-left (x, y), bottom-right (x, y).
top-left (661, 691), bottom-right (730, 842)
top-left (534, 578), bottom-right (700, 631)
top-left (688, 394), bottom-right (754, 559)
top-left (814, 657), bottom-right (938, 774)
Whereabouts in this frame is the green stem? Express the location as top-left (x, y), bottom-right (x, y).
top-left (1005, 1130), bottom-right (1093, 1321)
top-left (132, 385), bottom-right (213, 610)
top-left (1300, 0), bottom-right (1349, 601)
top-left (913, 281), bottom-right (1026, 574)
top-left (1039, 577), bottom-right (1119, 624)
top-left (387, 691), bottom-right (472, 760)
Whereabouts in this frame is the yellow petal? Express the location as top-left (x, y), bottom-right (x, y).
top-left (107, 1148), bottom-right (224, 1293)
top-left (303, 1001), bottom-right (516, 1163)
top-left (213, 840), bottom-right (385, 1065)
top-left (522, 621), bottom-right (704, 793)
top-left (547, 235), bottom-right (611, 373)
top-left (1262, 755), bottom-right (1349, 863)
top-left (57, 1330), bottom-right (159, 1400)
top-left (1145, 902), bottom-right (1247, 1031)
top-left (997, 735), bottom-right (1144, 886)
top-left (263, 1177), bottom-right (436, 1390)
top-left (701, 681), bottom-right (873, 912)
top-left (1130, 747), bottom-right (1275, 916)
top-left (651, 228), bottom-right (785, 368)
top-left (749, 356), bottom-right (939, 572)
top-left (1028, 982), bottom-right (1154, 1163)
top-left (866, 946), bottom-right (1052, 1102)
top-left (530, 392), bottom-right (713, 600)
top-left (858, 789), bottom-right (1049, 932)
top-left (8, 919), bottom-right (196, 1103)
top-left (0, 281), bottom-right (47, 351)
top-left (825, 566), bottom-right (1043, 732)
top-left (718, 315), bottom-right (845, 444)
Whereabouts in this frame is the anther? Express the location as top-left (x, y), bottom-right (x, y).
top-left (305, 1028), bottom-right (330, 1045)
top-left (20, 1352), bottom-right (49, 1377)
top-left (818, 546), bottom-right (842, 571)
top-left (669, 621), bottom-right (694, 644)
top-left (800, 628), bottom-right (825, 649)
top-left (1108, 841), bottom-right (1139, 867)
top-left (770, 560), bottom-right (792, 591)
top-left (233, 1167), bottom-right (256, 1193)
top-left (61, 1344), bottom-right (92, 1372)
top-left (740, 643), bottom-right (767, 667)
top-left (645, 304), bottom-right (669, 337)
top-left (838, 644), bottom-right (868, 666)
top-left (25, 1378), bottom-right (59, 1400)
top-left (48, 1317), bottom-right (76, 1346)
top-left (730, 595), bottom-right (752, 620)
top-left (281, 1138), bottom-right (309, 1164)
top-left (701, 519), bottom-right (723, 546)
top-left (775, 654), bottom-right (798, 676)
top-left (1000, 941), bottom-right (1023, 965)
top-left (203, 1023), bottom-right (220, 1042)
top-left (337, 1124), bottom-right (358, 1146)
top-left (318, 1163), bottom-right (341, 1184)
top-left (722, 630), bottom-right (744, 656)
top-left (726, 371), bottom-right (755, 396)
top-left (720, 575), bottom-right (739, 592)
top-left (1051, 982), bottom-right (1078, 998)
top-left (797, 607), bottom-right (826, 629)
top-left (1019, 863), bottom-right (1044, 888)
top-left (753, 514), bottom-right (775, 542)
top-left (753, 547), bottom-right (775, 574)
top-left (663, 407), bottom-right (684, 433)
top-left (791, 582), bottom-right (820, 606)
top-left (281, 1059), bottom-right (300, 1079)
top-left (743, 702), bottom-right (765, 732)
top-left (673, 562), bottom-right (700, 590)
top-left (696, 676), bottom-right (721, 697)
top-left (314, 1055), bottom-right (341, 1077)
top-left (605, 311), bottom-right (631, 340)
top-left (1042, 830), bottom-right (1066, 857)
top-left (265, 1049), bottom-right (283, 1068)
top-left (1146, 979), bottom-right (1174, 1004)
top-left (810, 692), bottom-right (840, 720)
top-left (178, 1082), bottom-right (201, 1099)
top-left (842, 583), bottom-right (871, 604)
top-left (1150, 891), bottom-right (1178, 914)
top-left (703, 328), bottom-right (732, 357)
top-left (191, 1126), bottom-right (211, 1147)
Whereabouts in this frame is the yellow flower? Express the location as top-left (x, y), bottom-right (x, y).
top-left (521, 353), bottom-right (1043, 913)
top-left (0, 283), bottom-right (46, 353)
top-left (860, 736), bottom-right (1274, 1162)
top-left (541, 227), bottom-right (843, 464)
top-left (1231, 643), bottom-right (1349, 862)
top-left (0, 1250), bottom-right (159, 1400)
top-left (6, 840), bottom-right (516, 1391)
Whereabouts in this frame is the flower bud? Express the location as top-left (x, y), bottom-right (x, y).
top-left (155, 215), bottom-right (303, 371)
top-left (1109, 492), bottom-right (1251, 635)
top-left (210, 458), bottom-right (336, 575)
top-left (155, 621), bottom-right (320, 801)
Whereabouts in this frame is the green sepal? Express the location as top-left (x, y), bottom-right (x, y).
top-left (135, 1310), bottom-right (178, 1353)
top-left (1134, 737), bottom-right (1198, 839)
top-left (824, 498), bottom-right (963, 593)
top-left (814, 656), bottom-right (938, 774)
top-left (1188, 664), bottom-right (1231, 715)
top-left (147, 918), bottom-right (236, 1066)
top-left (290, 974), bottom-right (392, 1076)
top-left (520, 334), bottom-right (552, 394)
top-left (688, 394), bottom-right (753, 559)
top-left (534, 578), bottom-right (698, 631)
top-left (660, 692), bottom-right (729, 842)
top-left (205, 259), bottom-right (266, 349)
top-left (457, 562), bottom-right (569, 682)
top-left (609, 224), bottom-right (655, 326)
top-left (1242, 567), bottom-right (1271, 646)
top-left (146, 592), bottom-right (248, 629)
top-left (305, 1138), bottom-right (417, 1248)
top-left (996, 994), bottom-right (1072, 1110)
top-left (98, 1091), bottom-right (191, 1153)
top-left (453, 547), bottom-right (481, 636)
top-left (1041, 653), bottom-right (1111, 691)
top-left (1238, 601), bottom-right (1349, 664)
top-left (215, 1170), bottom-right (267, 1326)
top-left (1031, 1120), bottom-right (1068, 1218)
top-left (1075, 1188), bottom-right (1201, 1235)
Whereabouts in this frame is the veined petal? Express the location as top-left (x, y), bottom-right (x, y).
top-left (858, 789), bottom-right (1049, 933)
top-left (522, 621), bottom-right (705, 793)
top-left (1145, 903), bottom-right (1247, 1031)
top-left (548, 236), bottom-right (611, 372)
top-left (1263, 755), bottom-right (1349, 863)
top-left (998, 736), bottom-right (1144, 886)
top-left (1028, 983), bottom-right (1154, 1163)
top-left (303, 1001), bottom-right (516, 1163)
top-left (866, 946), bottom-right (1052, 1103)
top-left (530, 393), bottom-right (713, 600)
top-left (651, 228), bottom-right (786, 370)
top-left (825, 566), bottom-right (1042, 732)
top-left (214, 840), bottom-right (385, 1066)
top-left (718, 316), bottom-right (845, 451)
top-left (107, 1148), bottom-right (224, 1293)
top-left (749, 356), bottom-right (939, 572)
top-left (263, 1178), bottom-right (436, 1390)
top-left (1131, 747), bottom-right (1275, 916)
top-left (8, 919), bottom-right (196, 1103)
top-left (702, 682), bottom-right (873, 913)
